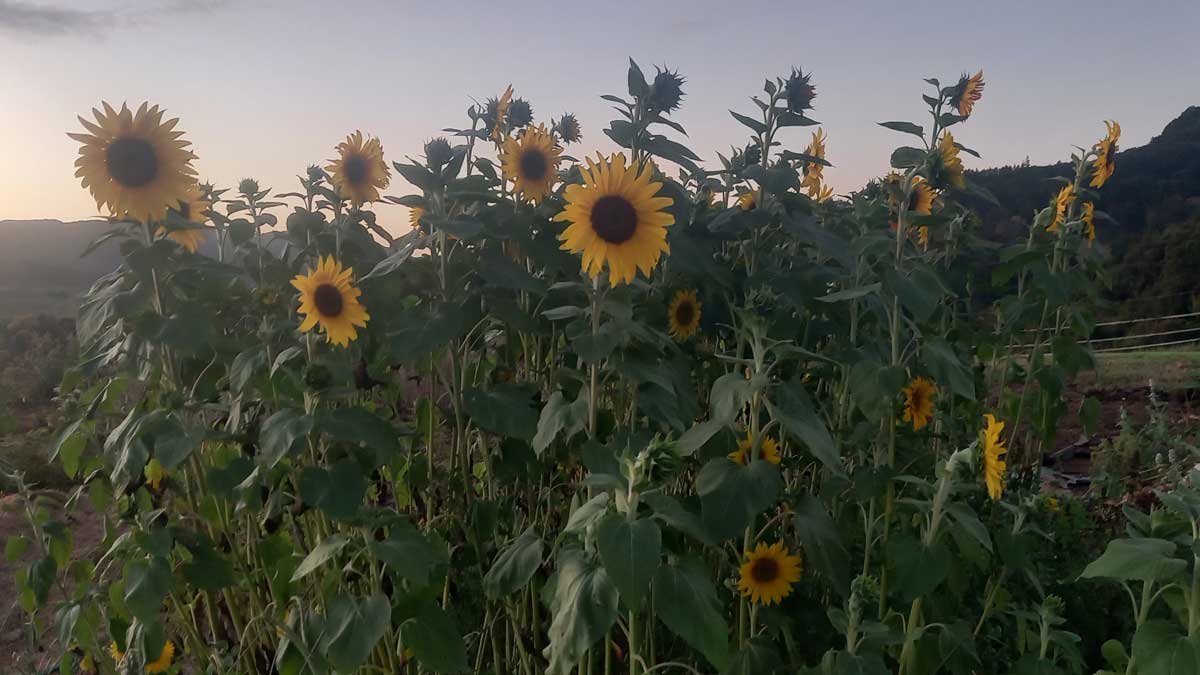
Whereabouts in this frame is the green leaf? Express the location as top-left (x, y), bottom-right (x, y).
top-left (320, 594), bottom-right (391, 673)
top-left (676, 419), bottom-right (725, 457)
top-left (596, 515), bottom-right (661, 611)
top-left (1080, 397), bottom-right (1102, 436)
top-left (300, 460), bottom-right (367, 521)
top-left (816, 283), bottom-right (881, 303)
top-left (946, 502), bottom-right (993, 553)
top-left (360, 240), bottom-right (418, 281)
top-left (884, 267), bottom-right (942, 323)
top-left (889, 535), bottom-right (950, 601)
top-left (710, 372), bottom-right (760, 423)
top-left (181, 540), bottom-right (235, 591)
top-left (483, 528), bottom-right (544, 598)
top-left (123, 557), bottom-right (171, 622)
top-left (546, 550), bottom-right (619, 675)
top-left (653, 558), bottom-right (731, 670)
top-left (1132, 620), bottom-right (1200, 675)
top-left (878, 121), bottom-right (925, 137)
top-left (643, 492), bottom-right (712, 545)
top-left (533, 390), bottom-right (589, 456)
top-left (890, 146), bottom-right (927, 169)
top-left (6, 534), bottom-right (30, 563)
top-left (697, 458), bottom-right (782, 541)
top-left (770, 379), bottom-right (841, 472)
top-left (723, 637), bottom-right (783, 675)
top-left (291, 534), bottom-right (349, 582)
top-left (1080, 538), bottom-right (1187, 582)
top-left (403, 601), bottom-right (469, 673)
top-left (923, 339), bottom-right (976, 400)
top-left (563, 493), bottom-right (611, 535)
top-left (463, 385), bottom-right (539, 441)
top-left (259, 409), bottom-right (313, 467)
top-left (730, 110), bottom-right (767, 135)
top-left (793, 496), bottom-right (850, 598)
top-left (317, 407), bottom-right (403, 467)
top-left (368, 523), bottom-right (445, 587)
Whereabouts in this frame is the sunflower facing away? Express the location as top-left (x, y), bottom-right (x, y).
top-left (801, 129), bottom-right (828, 195)
top-left (291, 256), bottom-right (370, 347)
top-left (982, 413), bottom-right (1008, 500)
top-left (738, 541), bottom-right (802, 606)
top-left (906, 177), bottom-right (936, 216)
top-left (728, 433), bottom-right (781, 465)
top-left (951, 71), bottom-right (985, 117)
top-left (409, 206), bottom-right (425, 230)
top-left (490, 85), bottom-right (514, 142)
top-left (501, 124), bottom-right (563, 203)
top-left (667, 289), bottom-right (702, 340)
top-left (1090, 120), bottom-right (1121, 188)
top-left (110, 639), bottom-right (175, 674)
top-left (736, 192), bottom-right (757, 211)
top-left (157, 184), bottom-right (210, 253)
top-left (327, 131), bottom-right (390, 207)
top-left (902, 377), bottom-right (937, 431)
top-left (1047, 184), bottom-right (1074, 232)
top-left (933, 131), bottom-right (966, 189)
top-left (555, 152), bottom-right (675, 286)
top-left (70, 101), bottom-right (197, 223)
top-left (1082, 202), bottom-right (1096, 247)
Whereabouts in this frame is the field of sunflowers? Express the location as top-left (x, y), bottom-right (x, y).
top-left (10, 60), bottom-right (1197, 675)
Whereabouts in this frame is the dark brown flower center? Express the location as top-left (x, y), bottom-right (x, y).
top-left (750, 556), bottom-right (780, 584)
top-left (519, 149), bottom-right (549, 181)
top-left (313, 283), bottom-right (344, 317)
top-left (590, 195), bottom-right (638, 244)
top-left (674, 301), bottom-right (695, 326)
top-left (106, 137), bottom-right (159, 188)
top-left (343, 154), bottom-right (369, 185)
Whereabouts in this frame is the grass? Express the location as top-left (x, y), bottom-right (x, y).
top-left (1081, 349), bottom-right (1200, 391)
top-left (0, 428), bottom-right (74, 494)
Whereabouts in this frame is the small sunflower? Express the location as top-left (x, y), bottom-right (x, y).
top-left (70, 101), bottom-right (197, 223)
top-left (327, 131), bottom-right (390, 207)
top-left (110, 640), bottom-right (176, 674)
top-left (1090, 120), bottom-right (1120, 188)
top-left (901, 377), bottom-right (937, 431)
top-left (1047, 184), bottom-right (1074, 233)
top-left (409, 206), bottom-right (425, 230)
top-left (932, 131), bottom-right (966, 189)
top-left (555, 152), bottom-right (675, 286)
top-left (785, 67), bottom-right (817, 114)
top-left (554, 113), bottom-right (582, 144)
top-left (736, 192), bottom-right (757, 211)
top-left (737, 541), bottom-right (802, 606)
top-left (1082, 201), bottom-right (1096, 247)
top-left (1043, 496), bottom-right (1061, 513)
top-left (667, 289), bottom-right (702, 340)
top-left (951, 71), bottom-right (985, 117)
top-left (728, 433), bottom-right (781, 465)
top-left (291, 256), bottom-right (370, 347)
top-left (501, 124), bottom-right (563, 204)
top-left (157, 184), bottom-right (210, 253)
top-left (982, 413), bottom-right (1008, 500)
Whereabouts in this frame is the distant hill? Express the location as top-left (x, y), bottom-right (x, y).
top-left (0, 219), bottom-right (119, 318)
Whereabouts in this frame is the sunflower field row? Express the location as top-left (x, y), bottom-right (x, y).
top-left (9, 60), bottom-right (1187, 675)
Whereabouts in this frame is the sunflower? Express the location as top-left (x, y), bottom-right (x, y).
top-left (901, 377), bottom-right (936, 431)
top-left (1047, 184), bottom-right (1074, 233)
top-left (110, 640), bottom-right (175, 674)
top-left (555, 113), bottom-right (582, 144)
top-left (1090, 120), bottom-right (1120, 188)
top-left (737, 541), bottom-right (802, 606)
top-left (951, 71), bottom-right (985, 117)
top-left (814, 183), bottom-right (833, 203)
top-left (156, 184), bottom-right (210, 253)
top-left (489, 85), bottom-right (514, 142)
top-left (801, 129), bottom-right (827, 194)
top-left (728, 433), bottom-right (781, 465)
top-left (982, 413), bottom-right (1008, 500)
top-left (933, 131), bottom-right (966, 189)
top-left (736, 192), bottom-right (757, 211)
top-left (667, 289), bottom-right (702, 340)
top-left (501, 124), bottom-right (563, 203)
top-left (69, 101), bottom-right (197, 223)
top-left (1082, 201), bottom-right (1096, 247)
top-left (327, 131), bottom-right (390, 207)
top-left (916, 225), bottom-right (930, 250)
top-left (409, 206), bottom-right (424, 230)
top-left (555, 152), bottom-right (675, 286)
top-left (291, 256), bottom-right (370, 347)
top-left (906, 177), bottom-right (936, 216)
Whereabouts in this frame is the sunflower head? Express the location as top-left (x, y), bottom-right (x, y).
top-left (501, 124), bottom-right (563, 204)
top-left (982, 413), bottom-right (1008, 500)
top-left (70, 101), bottom-right (197, 223)
top-left (327, 131), bottom-right (390, 207)
top-left (1082, 202), bottom-right (1096, 247)
top-left (785, 68), bottom-right (817, 114)
top-left (950, 71), bottom-right (985, 117)
top-left (1090, 120), bottom-right (1121, 188)
top-left (290, 256), bottom-right (370, 347)
top-left (737, 541), bottom-right (803, 605)
top-left (906, 178), bottom-right (936, 216)
top-left (1047, 184), bottom-right (1074, 233)
top-left (736, 192), bottom-right (757, 211)
top-left (648, 66), bottom-right (686, 114)
top-left (424, 137), bottom-right (455, 169)
top-left (728, 433), bottom-right (781, 465)
top-left (109, 639), bottom-right (175, 674)
top-left (901, 377), bottom-right (937, 431)
top-left (800, 129), bottom-right (828, 192)
top-left (931, 131), bottom-right (966, 190)
top-left (238, 177), bottom-right (260, 196)
top-left (554, 113), bottom-right (583, 144)
top-left (409, 206), bottom-right (425, 230)
top-left (916, 225), bottom-right (930, 249)
top-left (667, 289), bottom-right (702, 340)
top-left (554, 152), bottom-right (675, 286)
top-left (157, 183), bottom-right (211, 253)
top-left (485, 85), bottom-right (515, 142)
top-left (506, 98), bottom-right (534, 130)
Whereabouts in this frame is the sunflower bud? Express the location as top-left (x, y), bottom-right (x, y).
top-left (306, 165), bottom-right (326, 182)
top-left (554, 113), bottom-right (582, 144)
top-left (424, 137), bottom-right (454, 169)
top-left (238, 178), bottom-right (260, 196)
top-left (648, 67), bottom-right (686, 113)
top-left (784, 68), bottom-right (817, 114)
top-left (506, 98), bottom-right (533, 129)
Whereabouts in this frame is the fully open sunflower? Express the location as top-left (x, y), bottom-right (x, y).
top-left (982, 413), bottom-right (1008, 500)
top-left (70, 101), bottom-right (197, 223)
top-left (555, 152), bottom-right (674, 286)
top-left (902, 377), bottom-right (937, 431)
top-left (1090, 120), bottom-right (1120, 188)
top-left (1047, 184), bottom-right (1074, 232)
top-left (109, 640), bottom-right (175, 674)
top-left (951, 71), bottom-right (985, 117)
top-left (501, 124), bottom-right (562, 203)
top-left (932, 131), bottom-right (966, 189)
top-left (1082, 202), bottom-right (1096, 247)
top-left (291, 256), bottom-right (370, 347)
top-left (667, 289), bottom-right (702, 340)
top-left (327, 131), bottom-right (390, 207)
top-left (157, 184), bottom-right (210, 253)
top-left (737, 541), bottom-right (802, 606)
top-left (728, 433), bottom-right (781, 465)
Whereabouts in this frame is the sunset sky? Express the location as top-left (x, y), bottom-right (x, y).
top-left (1, 0), bottom-right (1197, 233)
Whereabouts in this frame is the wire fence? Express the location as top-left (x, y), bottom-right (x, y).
top-left (1012, 300), bottom-right (1200, 355)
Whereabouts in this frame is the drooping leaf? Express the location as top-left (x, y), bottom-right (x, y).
top-left (596, 514), bottom-right (661, 611)
top-left (653, 558), bottom-right (731, 669)
top-left (545, 550), bottom-right (619, 675)
top-left (483, 528), bottom-right (544, 598)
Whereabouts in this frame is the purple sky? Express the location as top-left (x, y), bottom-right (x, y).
top-left (2, 0), bottom-right (1196, 233)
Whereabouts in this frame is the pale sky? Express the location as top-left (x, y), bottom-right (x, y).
top-left (2, 0), bottom-right (1197, 233)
